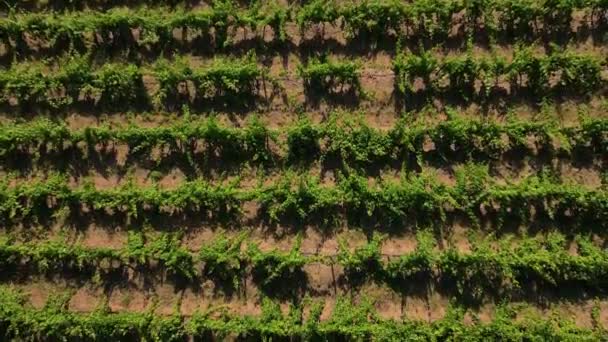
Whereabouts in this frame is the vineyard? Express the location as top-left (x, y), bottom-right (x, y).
top-left (0, 0), bottom-right (607, 340)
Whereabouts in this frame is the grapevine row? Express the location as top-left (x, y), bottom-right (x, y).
top-left (297, 55), bottom-right (364, 96)
top-left (0, 286), bottom-right (601, 341)
top-left (1, 0), bottom-right (607, 49)
top-left (1, 169), bottom-right (606, 226)
top-left (394, 47), bottom-right (607, 99)
top-left (0, 55), bottom-right (267, 110)
top-left (299, 0), bottom-right (608, 39)
top-left (1, 115), bottom-right (605, 165)
top-left (0, 3), bottom-right (289, 49)
top-left (0, 49), bottom-right (605, 110)
top-left (1, 232), bottom-right (608, 297)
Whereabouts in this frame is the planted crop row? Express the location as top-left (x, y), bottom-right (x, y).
top-left (0, 115), bottom-right (605, 165)
top-left (0, 286), bottom-right (601, 341)
top-left (297, 55), bottom-right (364, 96)
top-left (0, 233), bottom-right (197, 279)
top-left (2, 0), bottom-right (607, 49)
top-left (0, 232), bottom-right (307, 286)
top-left (1, 48), bottom-right (605, 110)
top-left (1, 168), bottom-right (606, 227)
top-left (1, 232), bottom-right (607, 297)
top-left (0, 117), bottom-right (276, 162)
top-left (0, 3), bottom-right (289, 49)
top-left (300, 48), bottom-right (607, 100)
top-left (299, 0), bottom-right (608, 39)
top-left (288, 114), bottom-right (608, 164)
top-left (394, 47), bottom-right (607, 99)
top-left (0, 55), bottom-right (266, 109)
top-left (337, 232), bottom-right (608, 299)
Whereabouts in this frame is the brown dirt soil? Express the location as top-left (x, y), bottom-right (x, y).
top-left (434, 167), bottom-right (457, 187)
top-left (69, 286), bottom-right (103, 312)
top-left (448, 222), bottom-right (472, 253)
top-left (361, 283), bottom-right (404, 320)
top-left (559, 164), bottom-right (603, 189)
top-left (303, 263), bottom-right (338, 295)
top-left (108, 286), bottom-right (150, 312)
top-left (427, 292), bottom-right (450, 321)
top-left (559, 301), bottom-right (594, 329)
top-left (404, 296), bottom-right (432, 321)
top-left (381, 235), bottom-right (417, 255)
top-left (598, 301), bottom-right (608, 328)
top-left (153, 283), bottom-right (183, 315)
top-left (179, 287), bottom-right (203, 315)
top-left (22, 281), bottom-right (58, 309)
top-left (77, 224), bottom-right (127, 249)
top-left (158, 168), bottom-right (188, 189)
top-left (476, 303), bottom-right (497, 323)
top-left (319, 297), bottom-right (336, 321)
top-left (513, 300), bottom-right (607, 329)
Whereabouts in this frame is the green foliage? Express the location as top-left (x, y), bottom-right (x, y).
top-left (239, 0), bottom-right (291, 42)
top-left (338, 171), bottom-right (453, 224)
top-left (0, 56), bottom-right (266, 109)
top-left (2, 232), bottom-right (608, 299)
top-left (0, 114), bottom-right (604, 170)
top-left (189, 53), bottom-right (264, 100)
top-left (0, 4), bottom-right (290, 49)
top-left (0, 48), bottom-right (603, 110)
top-left (340, 0), bottom-right (407, 38)
top-left (248, 235), bottom-right (307, 286)
top-left (0, 0), bottom-right (597, 55)
top-left (0, 285), bottom-right (603, 340)
top-left (286, 116), bottom-right (322, 162)
top-left (384, 230), bottom-right (435, 281)
top-left (394, 48), bottom-right (605, 98)
top-left (1, 153), bottom-right (607, 228)
top-left (0, 233), bottom-right (194, 279)
top-left (93, 63), bottom-right (144, 107)
top-left (255, 172), bottom-right (340, 224)
top-left (295, 0), bottom-right (596, 41)
top-left (394, 49), bottom-right (438, 94)
top-left (298, 55), bottom-right (363, 95)
top-left (337, 233), bottom-right (384, 280)
top-left (296, 0), bottom-right (340, 30)
top-left (146, 233), bottom-right (195, 279)
top-left (199, 232), bottom-right (247, 288)
top-left (322, 113), bottom-right (393, 164)
top-left (0, 173), bottom-right (244, 224)
top-left (0, 117), bottom-right (275, 164)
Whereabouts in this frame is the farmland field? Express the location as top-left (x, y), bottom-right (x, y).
top-left (0, 0), bottom-right (607, 340)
